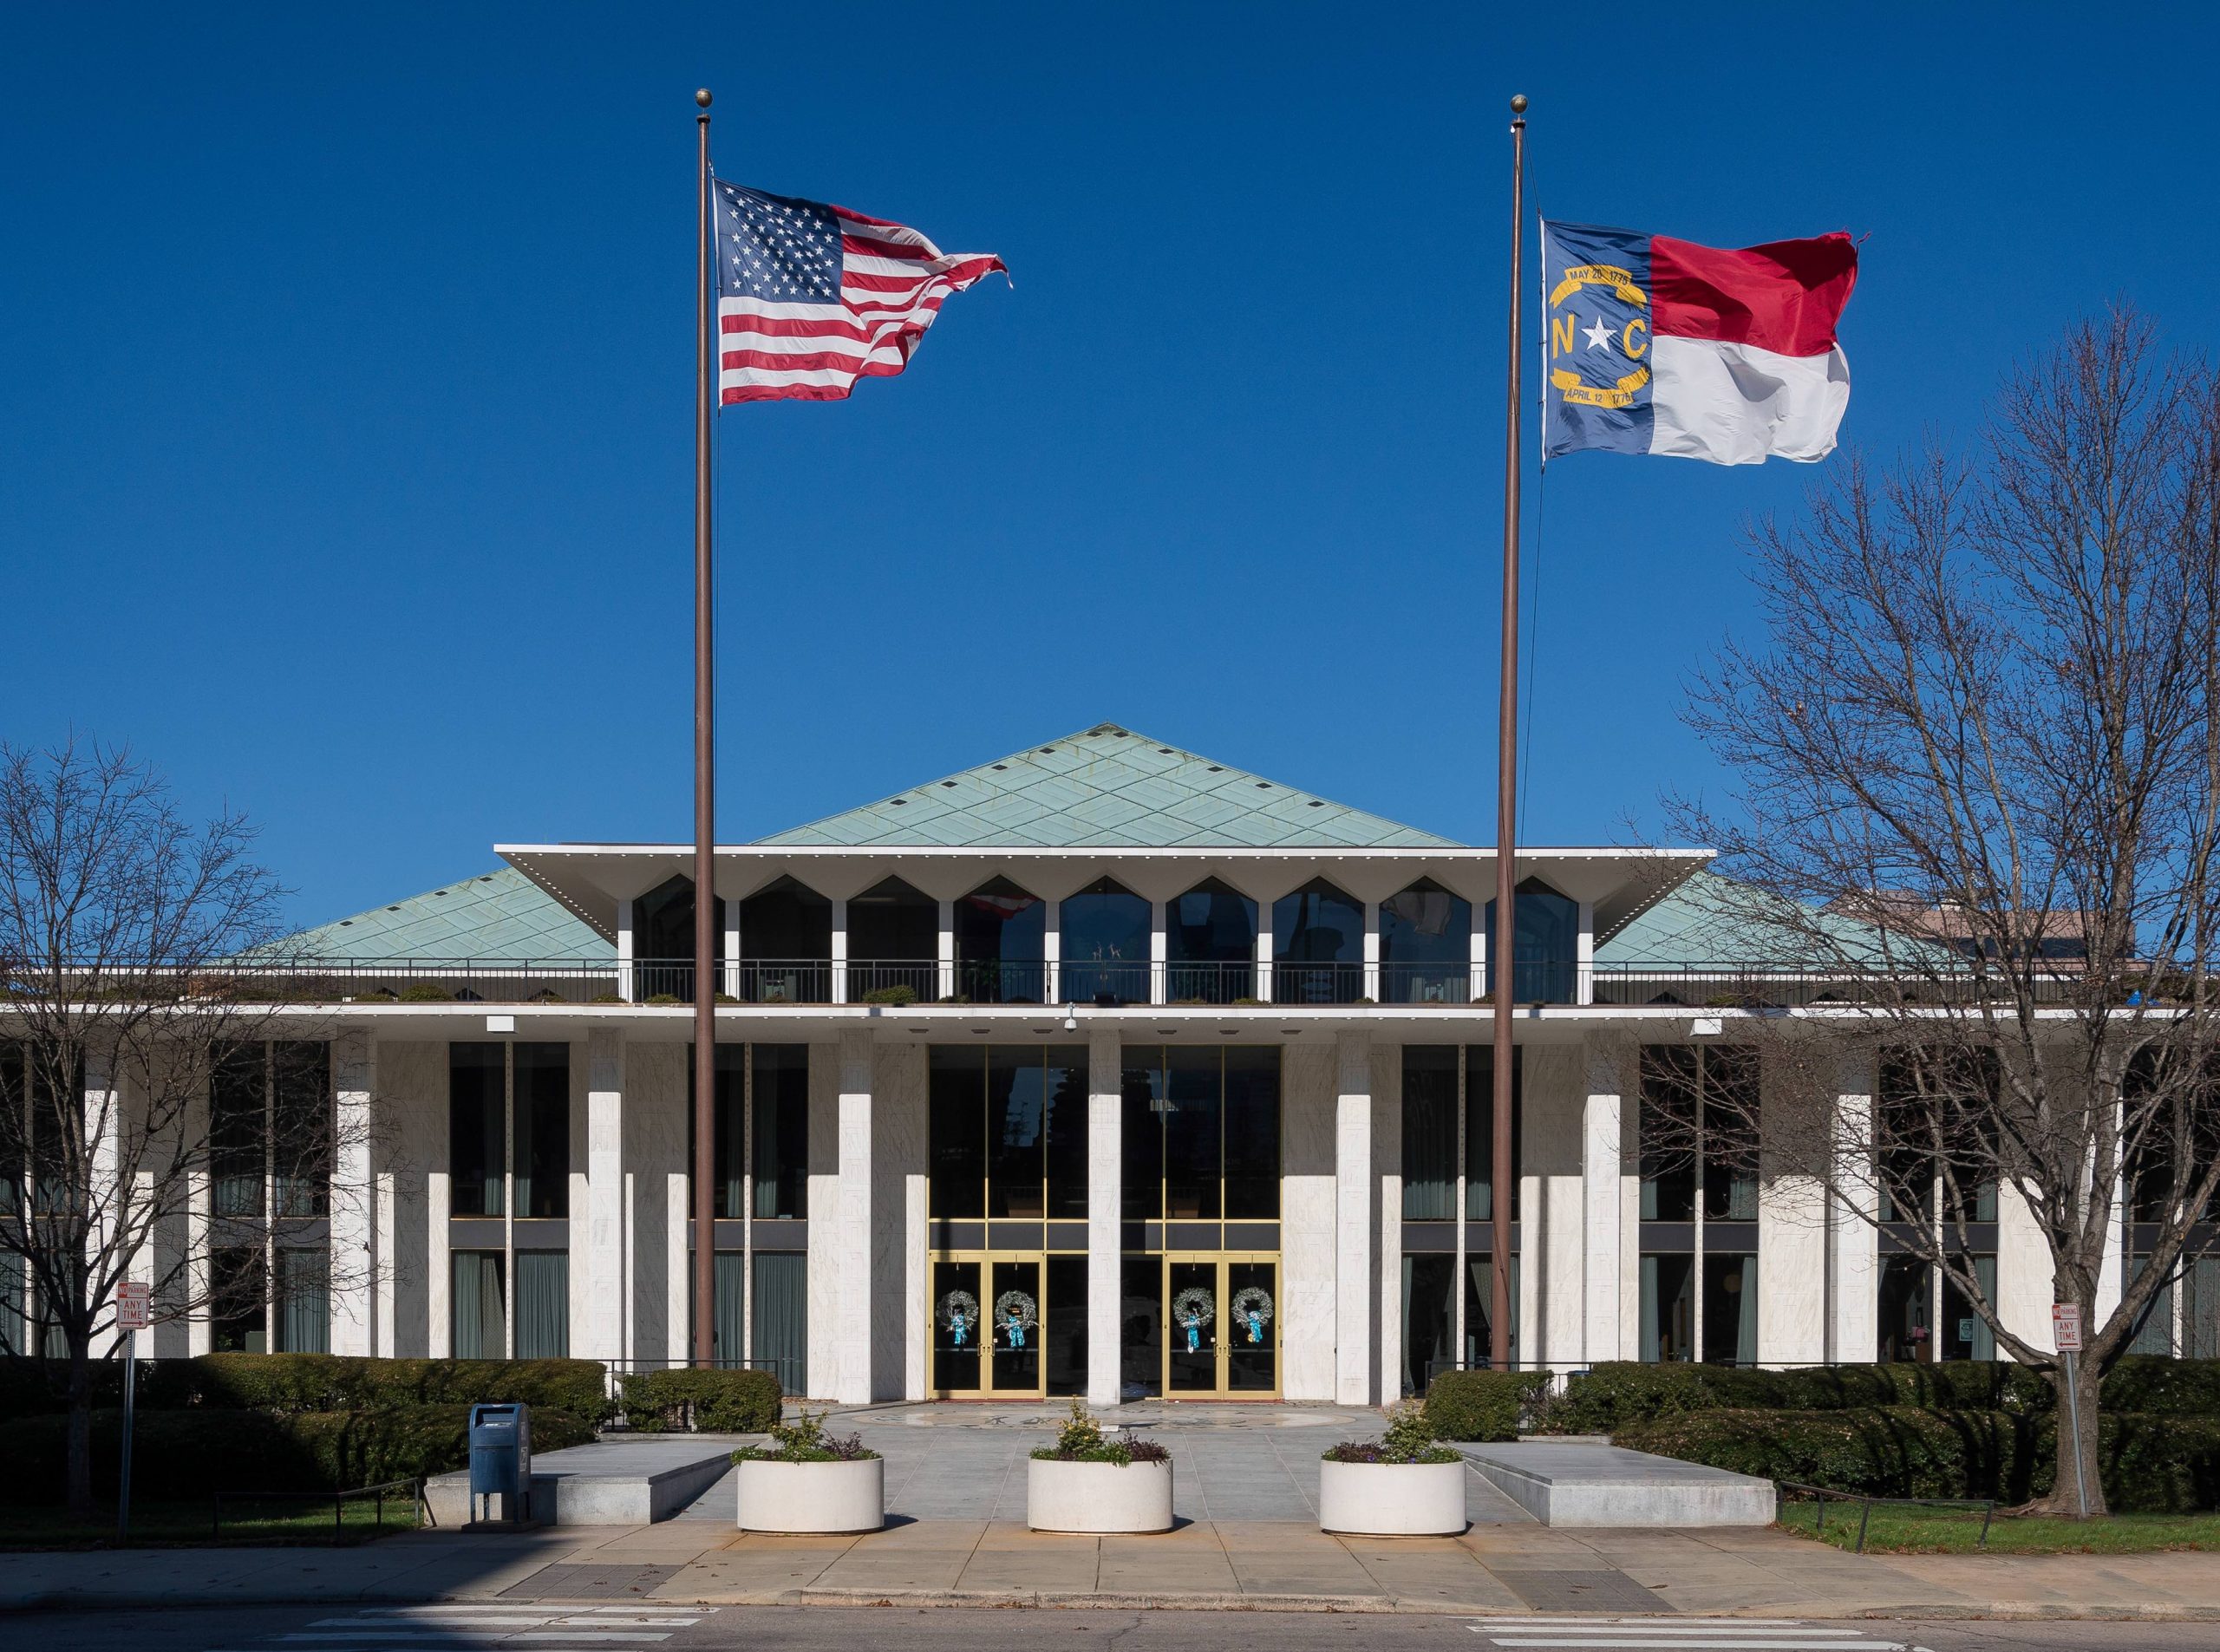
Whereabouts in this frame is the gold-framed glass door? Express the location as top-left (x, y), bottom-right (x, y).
top-left (931, 1252), bottom-right (1048, 1397)
top-left (1162, 1254), bottom-right (1278, 1398)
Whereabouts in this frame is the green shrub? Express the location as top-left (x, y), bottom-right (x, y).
top-left (1426, 1369), bottom-right (1551, 1441)
top-left (1615, 1406), bottom-right (2220, 1513)
top-left (732, 1408), bottom-right (875, 1463)
top-left (182, 1355), bottom-right (612, 1421)
top-left (2, 1403), bottom-right (596, 1505)
top-left (618, 1368), bottom-right (781, 1433)
top-left (2099, 1355), bottom-right (2220, 1417)
top-left (397, 982), bottom-right (452, 1002)
top-left (859, 984), bottom-right (917, 1005)
top-left (1547, 1361), bottom-right (2054, 1433)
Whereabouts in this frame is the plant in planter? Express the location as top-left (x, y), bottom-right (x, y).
top-left (732, 1409), bottom-right (884, 1533)
top-left (859, 983), bottom-right (917, 1005)
top-left (1317, 1401), bottom-right (1467, 1536)
top-left (1026, 1398), bottom-right (1173, 1533)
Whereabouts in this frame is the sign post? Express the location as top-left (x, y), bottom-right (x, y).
top-left (2052, 1302), bottom-right (2089, 1518)
top-left (115, 1281), bottom-right (151, 1543)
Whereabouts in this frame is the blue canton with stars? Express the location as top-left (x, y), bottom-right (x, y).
top-left (715, 180), bottom-right (842, 303)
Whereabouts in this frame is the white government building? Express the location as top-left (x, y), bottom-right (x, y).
top-left (56, 724), bottom-right (2211, 1401)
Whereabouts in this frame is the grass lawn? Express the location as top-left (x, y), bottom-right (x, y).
top-left (0, 1493), bottom-right (424, 1550)
top-left (1779, 1499), bottom-right (2220, 1554)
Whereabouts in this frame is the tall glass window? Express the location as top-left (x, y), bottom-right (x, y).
top-left (634, 874), bottom-right (721, 1000)
top-left (1272, 878), bottom-right (1364, 1005)
top-left (210, 1044), bottom-right (266, 1218)
top-left (739, 876), bottom-right (832, 1003)
top-left (928, 1046), bottom-right (1087, 1218)
top-left (1120, 1046), bottom-right (1280, 1223)
top-left (1401, 1046), bottom-right (1458, 1219)
top-left (1638, 1044), bottom-right (1760, 1361)
top-left (1485, 878), bottom-right (1581, 1004)
top-left (956, 878), bottom-right (1046, 1004)
top-left (847, 877), bottom-right (937, 1001)
top-left (1381, 879), bottom-right (1471, 1004)
top-left (511, 1042), bottom-right (569, 1219)
top-left (1466, 1044), bottom-right (1521, 1220)
top-left (752, 1044), bottom-right (809, 1218)
top-left (1945, 1257), bottom-right (1999, 1360)
top-left (1166, 878), bottom-right (1257, 1003)
top-left (448, 1043), bottom-right (505, 1217)
top-left (452, 1251), bottom-right (506, 1359)
top-left (271, 1042), bottom-right (332, 1218)
top-left (1061, 878), bottom-right (1149, 1006)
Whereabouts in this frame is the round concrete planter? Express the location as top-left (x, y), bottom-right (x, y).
top-left (735, 1456), bottom-right (885, 1534)
top-left (1027, 1455), bottom-right (1174, 1533)
top-left (1316, 1458), bottom-right (1466, 1536)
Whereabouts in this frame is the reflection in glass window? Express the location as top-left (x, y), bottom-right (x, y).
top-left (1272, 878), bottom-right (1364, 1004)
top-left (1401, 1046), bottom-right (1458, 1220)
top-left (928, 1046), bottom-right (1088, 1218)
top-left (1641, 1254), bottom-right (1694, 1361)
top-left (1701, 1253), bottom-right (1758, 1363)
top-left (956, 878), bottom-right (1046, 1003)
top-left (847, 877), bottom-right (936, 1000)
top-left (1120, 1046), bottom-right (1281, 1222)
top-left (635, 875), bottom-right (720, 1000)
top-left (211, 1045), bottom-right (265, 1218)
top-left (1166, 878), bottom-right (1256, 1002)
top-left (739, 876), bottom-right (832, 1003)
top-left (448, 1043), bottom-right (505, 1217)
top-left (512, 1042), bottom-right (569, 1219)
top-left (1466, 1044), bottom-right (1522, 1221)
top-left (1381, 879), bottom-right (1471, 1003)
top-left (1485, 878), bottom-right (1580, 1004)
top-left (1061, 878), bottom-right (1149, 1006)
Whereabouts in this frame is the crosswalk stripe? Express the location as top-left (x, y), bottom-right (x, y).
top-left (1471, 1624), bottom-right (1834, 1632)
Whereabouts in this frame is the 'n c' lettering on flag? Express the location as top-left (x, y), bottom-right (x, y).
top-left (1542, 221), bottom-right (1858, 466)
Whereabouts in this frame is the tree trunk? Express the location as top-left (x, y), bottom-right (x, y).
top-left (64, 1335), bottom-right (95, 1522)
top-left (2043, 1356), bottom-right (2106, 1518)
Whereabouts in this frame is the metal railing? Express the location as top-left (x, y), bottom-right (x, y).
top-left (1777, 1479), bottom-right (1994, 1552)
top-left (210, 1476), bottom-right (429, 1540)
top-left (71, 953), bottom-right (2125, 1011)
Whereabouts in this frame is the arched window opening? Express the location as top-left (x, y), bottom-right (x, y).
top-left (846, 877), bottom-right (937, 1002)
top-left (956, 876), bottom-right (1046, 1004)
top-left (1060, 877), bottom-right (1149, 1007)
top-left (739, 875), bottom-right (832, 1003)
top-left (634, 874), bottom-right (722, 1002)
top-left (1485, 878), bottom-right (1579, 1004)
top-left (1381, 878), bottom-right (1472, 1004)
top-left (1271, 878), bottom-right (1364, 1004)
top-left (1166, 878), bottom-right (1257, 1003)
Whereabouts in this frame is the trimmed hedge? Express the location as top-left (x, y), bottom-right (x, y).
top-left (1426, 1369), bottom-right (1551, 1442)
top-left (1549, 1361), bottom-right (2058, 1434)
top-left (6, 1403), bottom-right (597, 1505)
top-left (1613, 1405), bottom-right (2220, 1513)
top-left (617, 1368), bottom-right (781, 1433)
top-left (174, 1355), bottom-right (613, 1422)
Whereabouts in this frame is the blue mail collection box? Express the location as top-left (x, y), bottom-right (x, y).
top-left (467, 1402), bottom-right (532, 1521)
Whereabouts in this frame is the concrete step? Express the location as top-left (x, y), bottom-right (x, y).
top-left (427, 1437), bottom-right (742, 1527)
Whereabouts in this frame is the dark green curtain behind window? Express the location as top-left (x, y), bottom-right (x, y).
top-left (754, 1251), bottom-right (807, 1394)
top-left (713, 1252), bottom-right (746, 1365)
top-left (0, 1260), bottom-right (23, 1355)
top-left (277, 1247), bottom-right (329, 1353)
top-left (453, 1251), bottom-right (505, 1359)
top-left (2190, 1257), bottom-right (2220, 1359)
top-left (515, 1251), bottom-right (569, 1358)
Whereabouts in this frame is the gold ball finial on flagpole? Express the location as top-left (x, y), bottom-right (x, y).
top-left (695, 88), bottom-right (712, 108)
top-left (1510, 94), bottom-right (1528, 114)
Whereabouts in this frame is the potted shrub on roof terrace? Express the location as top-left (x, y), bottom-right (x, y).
top-left (732, 1410), bottom-right (883, 1534)
top-left (1026, 1398), bottom-right (1173, 1533)
top-left (1318, 1401), bottom-right (1466, 1535)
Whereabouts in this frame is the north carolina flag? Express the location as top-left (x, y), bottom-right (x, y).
top-left (1542, 222), bottom-right (1858, 465)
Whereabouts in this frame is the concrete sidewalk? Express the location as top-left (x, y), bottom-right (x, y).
top-left (5, 1518), bottom-right (2219, 1622)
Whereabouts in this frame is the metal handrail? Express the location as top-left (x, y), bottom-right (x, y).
top-left (1776, 1478), bottom-right (1994, 1552)
top-left (210, 1475), bottom-right (429, 1540)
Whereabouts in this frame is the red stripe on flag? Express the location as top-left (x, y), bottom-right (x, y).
top-left (843, 232), bottom-right (933, 261)
top-left (1650, 232), bottom-right (1858, 357)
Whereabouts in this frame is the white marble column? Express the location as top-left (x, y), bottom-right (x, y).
top-left (85, 1052), bottom-right (125, 1357)
top-left (1335, 1029), bottom-right (1373, 1403)
top-left (1527, 1045), bottom-right (1586, 1370)
top-left (1756, 1045), bottom-right (1829, 1365)
top-left (936, 900), bottom-right (956, 1002)
top-left (1361, 904), bottom-right (1381, 1002)
top-left (830, 899), bottom-right (850, 1005)
top-left (1254, 901), bottom-right (1273, 1005)
top-left (1373, 1041), bottom-right (1402, 1402)
top-left (2095, 1097), bottom-right (2125, 1328)
top-left (330, 1033), bottom-right (376, 1357)
top-left (834, 1028), bottom-right (874, 1403)
top-left (1995, 1179), bottom-right (2054, 1352)
top-left (1149, 900), bottom-right (1167, 1005)
top-left (1087, 1027), bottom-right (1123, 1406)
top-left (616, 898), bottom-right (636, 1002)
top-left (583, 1030), bottom-right (626, 1362)
top-left (1582, 1035), bottom-right (1630, 1365)
top-left (1828, 1056), bottom-right (1880, 1363)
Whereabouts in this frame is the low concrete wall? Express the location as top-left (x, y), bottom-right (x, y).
top-left (426, 1440), bottom-right (736, 1526)
top-left (1459, 1440), bottom-right (1775, 1528)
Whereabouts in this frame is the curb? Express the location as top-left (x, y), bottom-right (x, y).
top-left (11, 1585), bottom-right (2220, 1623)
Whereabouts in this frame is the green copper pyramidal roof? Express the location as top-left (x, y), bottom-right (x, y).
top-left (294, 866), bottom-right (609, 962)
top-left (755, 723), bottom-right (1461, 850)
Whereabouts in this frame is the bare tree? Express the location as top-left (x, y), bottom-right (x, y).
top-left (1666, 308), bottom-right (2220, 1516)
top-left (0, 740), bottom-right (358, 1518)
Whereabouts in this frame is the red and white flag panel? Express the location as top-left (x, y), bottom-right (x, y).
top-left (1544, 222), bottom-right (1858, 464)
top-left (713, 180), bottom-right (1006, 405)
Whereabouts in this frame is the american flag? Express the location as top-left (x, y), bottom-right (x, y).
top-left (713, 180), bottom-right (1006, 405)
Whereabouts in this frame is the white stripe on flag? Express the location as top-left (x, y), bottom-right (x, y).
top-left (1649, 336), bottom-right (1851, 465)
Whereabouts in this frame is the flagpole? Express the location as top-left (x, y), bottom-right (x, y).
top-left (690, 87), bottom-right (718, 1370)
top-left (1489, 93), bottom-right (1527, 1373)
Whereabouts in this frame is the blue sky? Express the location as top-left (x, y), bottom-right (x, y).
top-left (3, 4), bottom-right (2209, 929)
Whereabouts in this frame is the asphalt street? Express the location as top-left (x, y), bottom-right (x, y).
top-left (10, 1603), bottom-right (2217, 1652)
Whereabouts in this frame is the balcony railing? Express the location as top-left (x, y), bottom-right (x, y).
top-left (57, 954), bottom-right (2112, 1009)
